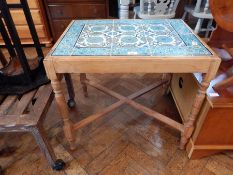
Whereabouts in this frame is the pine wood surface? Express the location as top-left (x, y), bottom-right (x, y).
top-left (1, 48), bottom-right (232, 174)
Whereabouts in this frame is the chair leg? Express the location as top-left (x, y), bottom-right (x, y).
top-left (205, 19), bottom-right (213, 38)
top-left (64, 73), bottom-right (76, 108)
top-left (30, 126), bottom-right (65, 170)
top-left (182, 11), bottom-right (188, 20)
top-left (194, 18), bottom-right (204, 34)
top-left (133, 9), bottom-right (137, 19)
top-left (80, 73), bottom-right (88, 97)
top-left (134, 12), bottom-right (136, 19)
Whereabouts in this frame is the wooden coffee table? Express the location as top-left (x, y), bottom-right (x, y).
top-left (44, 19), bottom-right (220, 151)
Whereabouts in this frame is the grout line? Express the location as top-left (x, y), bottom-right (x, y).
top-left (141, 23), bottom-right (153, 56)
top-left (110, 20), bottom-right (114, 56)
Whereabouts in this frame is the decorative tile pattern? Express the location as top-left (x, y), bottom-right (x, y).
top-left (52, 19), bottom-right (212, 56)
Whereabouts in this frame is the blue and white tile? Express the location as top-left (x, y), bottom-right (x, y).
top-left (72, 47), bottom-right (111, 56)
top-left (150, 46), bottom-right (211, 56)
top-left (76, 20), bottom-right (113, 26)
top-left (52, 21), bottom-right (83, 56)
top-left (111, 46), bottom-right (151, 56)
top-left (52, 19), bottom-right (212, 57)
top-left (179, 33), bottom-right (202, 47)
top-left (169, 19), bottom-right (192, 35)
top-left (75, 24), bottom-right (113, 48)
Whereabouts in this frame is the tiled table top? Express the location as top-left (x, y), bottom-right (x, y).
top-left (52, 19), bottom-right (212, 57)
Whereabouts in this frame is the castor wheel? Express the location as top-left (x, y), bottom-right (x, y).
top-left (67, 99), bottom-right (76, 108)
top-left (52, 159), bottom-right (65, 171)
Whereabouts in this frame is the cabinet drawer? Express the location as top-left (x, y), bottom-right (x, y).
top-left (48, 4), bottom-right (106, 19)
top-left (171, 73), bottom-right (199, 122)
top-left (0, 25), bottom-right (47, 39)
top-left (51, 20), bottom-right (72, 40)
top-left (10, 9), bottom-right (42, 25)
top-left (46, 0), bottom-right (105, 3)
top-left (17, 25), bottom-right (47, 38)
top-left (7, 0), bottom-right (39, 9)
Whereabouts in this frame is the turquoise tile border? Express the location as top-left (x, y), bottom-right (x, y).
top-left (52, 19), bottom-right (212, 57)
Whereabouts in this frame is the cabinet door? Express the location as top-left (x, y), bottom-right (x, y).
top-left (51, 20), bottom-right (72, 40)
top-left (171, 73), bottom-right (199, 122)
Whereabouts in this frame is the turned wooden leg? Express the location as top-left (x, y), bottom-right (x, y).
top-left (80, 73), bottom-right (88, 97)
top-left (30, 126), bottom-right (56, 167)
top-left (180, 74), bottom-right (210, 149)
top-left (51, 75), bottom-right (75, 150)
top-left (205, 19), bottom-right (213, 38)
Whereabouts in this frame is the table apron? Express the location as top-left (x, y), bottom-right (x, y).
top-left (52, 59), bottom-right (213, 74)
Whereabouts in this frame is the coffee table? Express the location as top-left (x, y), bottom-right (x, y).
top-left (44, 19), bottom-right (220, 151)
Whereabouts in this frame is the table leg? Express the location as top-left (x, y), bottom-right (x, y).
top-left (51, 75), bottom-right (75, 150)
top-left (162, 73), bottom-right (172, 95)
top-left (80, 73), bottom-right (88, 97)
top-left (179, 74), bottom-right (210, 149)
top-left (64, 73), bottom-right (76, 108)
top-left (64, 74), bottom-right (75, 101)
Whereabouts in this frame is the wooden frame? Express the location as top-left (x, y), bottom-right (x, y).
top-left (44, 20), bottom-right (221, 151)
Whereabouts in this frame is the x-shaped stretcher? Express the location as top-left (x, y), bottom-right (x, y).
top-left (73, 77), bottom-right (184, 135)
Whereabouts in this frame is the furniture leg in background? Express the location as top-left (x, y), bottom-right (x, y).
top-left (182, 0), bottom-right (214, 37)
top-left (64, 73), bottom-right (76, 108)
top-left (133, 0), bottom-right (181, 19)
top-left (119, 0), bottom-right (130, 19)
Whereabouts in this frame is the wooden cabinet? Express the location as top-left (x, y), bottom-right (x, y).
top-left (43, 0), bottom-right (109, 41)
top-left (171, 73), bottom-right (233, 159)
top-left (0, 0), bottom-right (52, 46)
